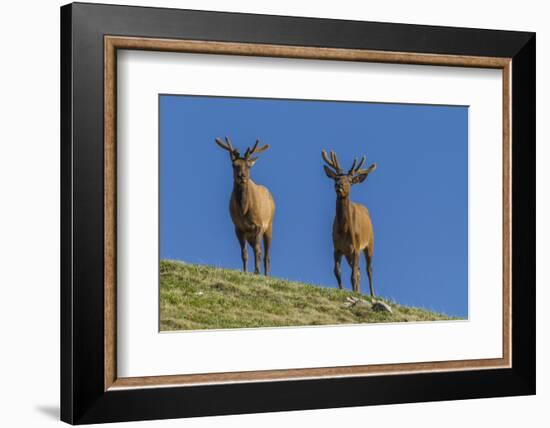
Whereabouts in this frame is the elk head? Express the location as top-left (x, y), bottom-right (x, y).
top-left (215, 137), bottom-right (270, 185)
top-left (322, 150), bottom-right (377, 198)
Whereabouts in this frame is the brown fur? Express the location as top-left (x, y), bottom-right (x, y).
top-left (322, 150), bottom-right (377, 295)
top-left (216, 137), bottom-right (275, 275)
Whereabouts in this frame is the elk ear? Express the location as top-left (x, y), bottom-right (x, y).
top-left (247, 157), bottom-right (258, 167)
top-left (324, 165), bottom-right (338, 180)
top-left (351, 172), bottom-right (367, 184)
top-left (351, 163), bottom-right (377, 184)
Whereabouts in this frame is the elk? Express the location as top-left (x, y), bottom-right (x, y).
top-left (215, 137), bottom-right (275, 275)
top-left (322, 150), bottom-right (377, 296)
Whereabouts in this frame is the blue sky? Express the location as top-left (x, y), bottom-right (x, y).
top-left (160, 95), bottom-right (468, 317)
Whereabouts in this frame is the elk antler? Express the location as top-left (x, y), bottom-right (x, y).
top-left (215, 136), bottom-right (240, 159)
top-left (348, 156), bottom-right (366, 176)
top-left (244, 140), bottom-right (269, 159)
top-left (331, 151), bottom-right (342, 172)
top-left (322, 149), bottom-right (343, 174)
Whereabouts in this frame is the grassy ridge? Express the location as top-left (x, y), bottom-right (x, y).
top-left (160, 260), bottom-right (459, 331)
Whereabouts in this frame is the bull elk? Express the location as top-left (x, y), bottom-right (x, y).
top-left (322, 150), bottom-right (377, 296)
top-left (215, 137), bottom-right (275, 275)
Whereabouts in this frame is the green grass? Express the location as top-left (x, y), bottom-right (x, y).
top-left (160, 260), bottom-right (461, 331)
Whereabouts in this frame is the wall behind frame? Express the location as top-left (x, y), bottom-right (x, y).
top-left (0, 1), bottom-right (545, 428)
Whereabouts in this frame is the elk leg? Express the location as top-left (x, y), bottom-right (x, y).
top-left (364, 248), bottom-right (375, 297)
top-left (235, 228), bottom-right (247, 272)
top-left (351, 252), bottom-right (361, 293)
top-left (252, 233), bottom-right (263, 275)
top-left (333, 250), bottom-right (343, 289)
top-left (263, 226), bottom-right (272, 276)
top-left (344, 254), bottom-right (352, 290)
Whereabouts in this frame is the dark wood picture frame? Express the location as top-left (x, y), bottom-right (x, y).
top-left (61, 2), bottom-right (535, 424)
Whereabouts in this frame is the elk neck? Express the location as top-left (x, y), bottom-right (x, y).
top-left (335, 194), bottom-right (352, 232)
top-left (233, 179), bottom-right (251, 215)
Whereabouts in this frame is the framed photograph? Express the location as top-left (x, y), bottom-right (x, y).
top-left (61, 2), bottom-right (535, 424)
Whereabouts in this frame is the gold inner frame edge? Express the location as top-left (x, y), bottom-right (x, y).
top-left (104, 36), bottom-right (512, 391)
